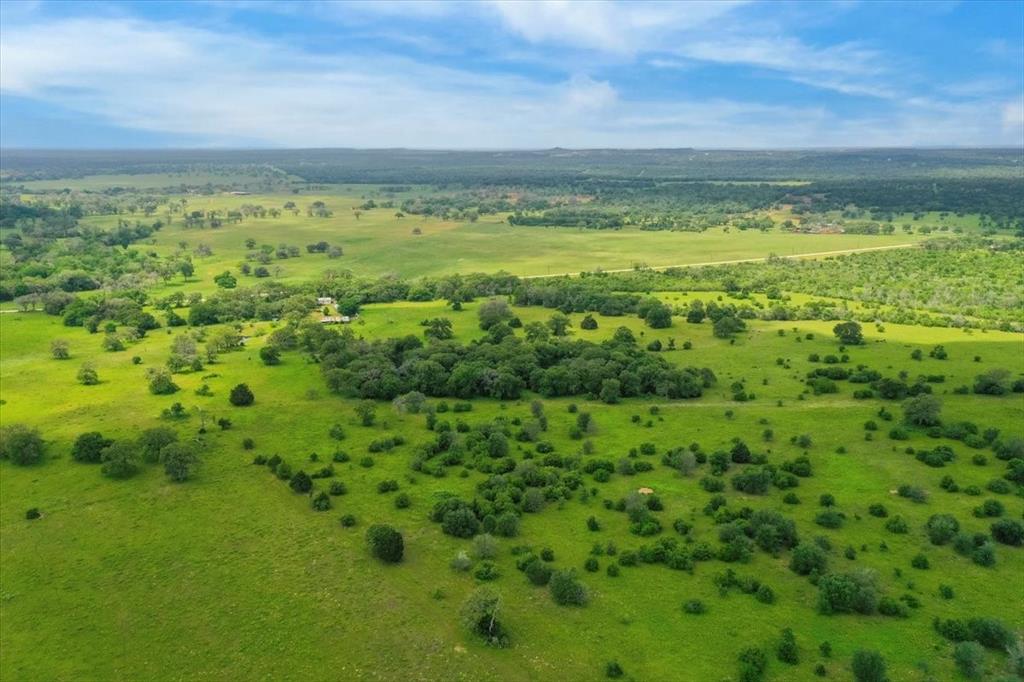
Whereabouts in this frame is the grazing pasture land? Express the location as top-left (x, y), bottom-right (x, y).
top-left (90, 192), bottom-right (929, 286)
top-left (1, 150), bottom-right (1023, 682)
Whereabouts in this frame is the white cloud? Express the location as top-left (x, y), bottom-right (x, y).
top-left (0, 13), bottom-right (1018, 148)
top-left (483, 1), bottom-right (900, 100)
top-left (562, 75), bottom-right (617, 111)
top-left (679, 37), bottom-right (882, 77)
top-left (486, 1), bottom-right (742, 54)
top-left (1003, 99), bottom-right (1024, 132)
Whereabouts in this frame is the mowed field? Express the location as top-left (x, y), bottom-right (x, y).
top-left (2, 296), bottom-right (1022, 681)
top-left (72, 192), bottom-right (929, 292)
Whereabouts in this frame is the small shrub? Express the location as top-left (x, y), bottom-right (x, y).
top-left (776, 628), bottom-right (799, 664)
top-left (953, 641), bottom-right (985, 679)
top-left (682, 599), bottom-right (705, 614)
top-left (451, 551), bottom-right (472, 572)
top-left (474, 561), bottom-right (500, 581)
top-left (549, 570), bottom-right (588, 606)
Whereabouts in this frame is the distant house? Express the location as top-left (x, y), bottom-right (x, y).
top-left (317, 296), bottom-right (335, 305)
top-left (320, 316), bottom-right (343, 324)
top-left (229, 191), bottom-right (251, 195)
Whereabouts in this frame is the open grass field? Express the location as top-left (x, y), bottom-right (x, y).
top-left (2, 296), bottom-right (1022, 681)
top-left (71, 192), bottom-right (931, 293)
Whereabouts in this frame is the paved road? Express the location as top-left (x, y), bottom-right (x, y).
top-left (520, 242), bottom-right (918, 279)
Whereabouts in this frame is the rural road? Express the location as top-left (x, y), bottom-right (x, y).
top-left (520, 242), bottom-right (918, 279)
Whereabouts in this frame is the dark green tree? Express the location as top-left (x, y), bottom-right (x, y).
top-left (903, 394), bottom-right (941, 426)
top-left (366, 524), bottom-right (404, 563)
top-left (101, 441), bottom-right (141, 478)
top-left (162, 443), bottom-right (199, 482)
top-left (289, 470), bottom-right (313, 493)
top-left (0, 425), bottom-right (45, 465)
top-left (833, 321), bottom-right (864, 345)
top-left (229, 383), bottom-right (255, 406)
top-left (72, 431), bottom-right (112, 463)
top-left (851, 650), bottom-right (887, 682)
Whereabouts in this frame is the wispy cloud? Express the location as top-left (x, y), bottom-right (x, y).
top-left (0, 2), bottom-right (1020, 148)
top-left (486, 1), bottom-right (742, 55)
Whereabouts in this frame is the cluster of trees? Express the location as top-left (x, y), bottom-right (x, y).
top-left (252, 451), bottom-right (342, 513)
top-left (400, 192), bottom-right (519, 220)
top-left (70, 427), bottom-right (199, 481)
top-left (303, 240), bottom-right (342, 258)
top-left (0, 199), bottom-right (171, 301)
top-left (509, 208), bottom-right (624, 229)
top-left (311, 312), bottom-right (715, 403)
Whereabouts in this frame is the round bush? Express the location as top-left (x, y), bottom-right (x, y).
top-left (366, 524), bottom-right (404, 563)
top-left (310, 491), bottom-right (331, 511)
top-left (229, 383), bottom-right (255, 407)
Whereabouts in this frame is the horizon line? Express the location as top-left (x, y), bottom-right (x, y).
top-left (2, 145), bottom-right (1021, 153)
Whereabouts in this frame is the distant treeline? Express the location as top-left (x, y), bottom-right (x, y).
top-left (786, 178), bottom-right (1024, 222)
top-left (5, 149), bottom-right (1022, 220)
top-left (3, 148), bottom-right (1021, 182)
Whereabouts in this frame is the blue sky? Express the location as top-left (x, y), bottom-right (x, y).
top-left (1, 0), bottom-right (1022, 148)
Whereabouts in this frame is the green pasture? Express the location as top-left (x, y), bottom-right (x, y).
top-left (71, 193), bottom-right (927, 293)
top-left (2, 298), bottom-right (1022, 681)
